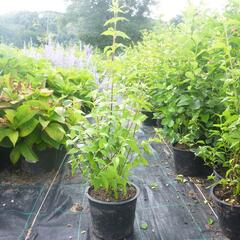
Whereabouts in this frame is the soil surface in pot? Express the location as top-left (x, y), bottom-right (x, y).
top-left (89, 185), bottom-right (136, 202)
top-left (214, 184), bottom-right (240, 205)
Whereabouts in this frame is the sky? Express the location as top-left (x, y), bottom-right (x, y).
top-left (0, 0), bottom-right (228, 20)
top-left (0, 0), bottom-right (67, 14)
top-left (154, 0), bottom-right (227, 20)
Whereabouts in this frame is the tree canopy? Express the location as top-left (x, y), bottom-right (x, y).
top-left (65, 0), bottom-right (155, 48)
top-left (0, 0), bottom-right (155, 48)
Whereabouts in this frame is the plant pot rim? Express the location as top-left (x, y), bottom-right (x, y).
top-left (172, 144), bottom-right (191, 153)
top-left (86, 182), bottom-right (140, 205)
top-left (213, 165), bottom-right (227, 179)
top-left (211, 184), bottom-right (240, 208)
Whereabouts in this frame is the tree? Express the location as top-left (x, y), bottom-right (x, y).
top-left (65, 0), bottom-right (155, 48)
top-left (0, 11), bottom-right (70, 47)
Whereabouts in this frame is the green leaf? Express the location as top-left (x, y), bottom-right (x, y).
top-left (19, 119), bottom-right (39, 137)
top-left (113, 157), bottom-right (120, 168)
top-left (208, 218), bottom-right (214, 225)
top-left (54, 107), bottom-right (66, 116)
top-left (39, 117), bottom-right (50, 129)
top-left (101, 28), bottom-right (129, 39)
top-left (25, 130), bottom-right (40, 146)
top-left (177, 96), bottom-right (190, 107)
top-left (140, 223), bottom-right (148, 230)
top-left (100, 174), bottom-right (109, 190)
top-left (41, 131), bottom-right (60, 149)
top-left (201, 114), bottom-right (210, 123)
top-left (149, 182), bottom-right (158, 189)
top-left (50, 112), bottom-right (65, 124)
top-left (104, 17), bottom-right (128, 26)
top-left (0, 128), bottom-right (15, 143)
top-left (185, 71), bottom-right (195, 80)
top-left (175, 175), bottom-right (187, 183)
top-left (19, 144), bottom-right (38, 163)
top-left (4, 109), bottom-right (15, 124)
top-left (45, 123), bottom-right (65, 142)
top-left (140, 156), bottom-right (148, 166)
top-left (8, 131), bottom-right (19, 146)
top-left (128, 138), bottom-right (140, 153)
top-left (10, 146), bottom-right (21, 164)
top-left (24, 100), bottom-right (49, 111)
top-left (115, 30), bottom-right (130, 39)
top-left (168, 119), bottom-right (174, 127)
top-left (14, 104), bottom-right (38, 127)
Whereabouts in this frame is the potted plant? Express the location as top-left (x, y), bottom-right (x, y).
top-left (0, 75), bottom-right (80, 174)
top-left (153, 9), bottom-right (226, 176)
top-left (210, 5), bottom-right (240, 237)
top-left (210, 110), bottom-right (240, 239)
top-left (67, 1), bottom-right (149, 239)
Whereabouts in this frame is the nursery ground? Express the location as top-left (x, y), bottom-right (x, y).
top-left (0, 126), bottom-right (228, 240)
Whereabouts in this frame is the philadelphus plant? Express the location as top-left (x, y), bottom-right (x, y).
top-left (67, 0), bottom-right (149, 199)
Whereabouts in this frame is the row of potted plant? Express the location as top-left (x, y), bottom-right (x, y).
top-left (119, 1), bottom-right (240, 239)
top-left (1, 1), bottom-right (239, 239)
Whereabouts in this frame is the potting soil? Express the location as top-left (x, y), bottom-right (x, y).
top-left (0, 126), bottom-right (228, 240)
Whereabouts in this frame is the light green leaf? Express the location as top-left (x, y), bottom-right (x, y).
top-left (0, 128), bottom-right (15, 142)
top-left (19, 119), bottom-right (39, 137)
top-left (41, 131), bottom-right (60, 149)
top-left (14, 104), bottom-right (38, 127)
top-left (4, 109), bottom-right (15, 124)
top-left (115, 30), bottom-right (130, 39)
top-left (104, 17), bottom-right (128, 26)
top-left (8, 131), bottom-right (19, 146)
top-left (141, 141), bottom-right (152, 155)
top-left (177, 96), bottom-right (190, 107)
top-left (10, 146), bottom-right (21, 164)
top-left (128, 139), bottom-right (140, 153)
top-left (54, 107), bottom-right (66, 116)
top-left (140, 223), bottom-right (148, 230)
top-left (113, 157), bottom-right (120, 168)
top-left (45, 123), bottom-right (65, 142)
top-left (208, 218), bottom-right (214, 225)
top-left (185, 71), bottom-right (194, 80)
top-left (101, 28), bottom-right (129, 39)
top-left (149, 182), bottom-right (158, 189)
top-left (39, 117), bottom-right (50, 129)
top-left (19, 144), bottom-right (39, 163)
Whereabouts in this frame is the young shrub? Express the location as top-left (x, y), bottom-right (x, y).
top-left (68, 0), bottom-right (149, 200)
top-left (154, 7), bottom-right (226, 151)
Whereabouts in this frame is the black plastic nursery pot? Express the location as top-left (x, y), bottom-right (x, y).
top-left (0, 146), bottom-right (12, 170)
top-left (213, 165), bottom-right (227, 181)
top-left (21, 147), bottom-right (66, 175)
top-left (172, 145), bottom-right (212, 177)
top-left (141, 111), bottom-right (157, 127)
top-left (87, 183), bottom-right (140, 240)
top-left (211, 185), bottom-right (240, 240)
top-left (0, 146), bottom-right (21, 171)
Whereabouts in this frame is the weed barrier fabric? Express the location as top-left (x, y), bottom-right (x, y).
top-left (0, 126), bottom-right (228, 240)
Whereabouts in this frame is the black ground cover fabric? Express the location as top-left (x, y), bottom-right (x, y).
top-left (0, 126), bottom-right (228, 240)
